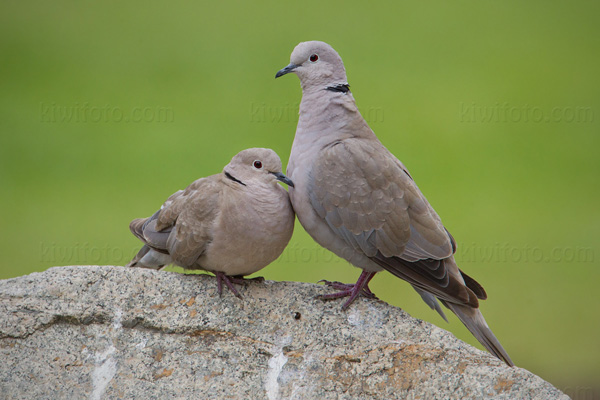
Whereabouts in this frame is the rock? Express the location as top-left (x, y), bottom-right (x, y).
top-left (0, 266), bottom-right (567, 400)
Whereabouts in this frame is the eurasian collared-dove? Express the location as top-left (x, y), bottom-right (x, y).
top-left (127, 148), bottom-right (295, 298)
top-left (276, 41), bottom-right (514, 366)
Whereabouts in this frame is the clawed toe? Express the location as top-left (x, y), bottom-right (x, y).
top-left (215, 273), bottom-right (266, 299)
top-left (317, 271), bottom-right (378, 309)
top-left (318, 280), bottom-right (354, 291)
top-left (215, 272), bottom-right (243, 299)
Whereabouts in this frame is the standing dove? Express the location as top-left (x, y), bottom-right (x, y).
top-left (276, 41), bottom-right (514, 366)
top-left (127, 148), bottom-right (295, 298)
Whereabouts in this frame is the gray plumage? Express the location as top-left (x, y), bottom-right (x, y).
top-left (276, 41), bottom-right (513, 366)
top-left (127, 148), bottom-right (295, 298)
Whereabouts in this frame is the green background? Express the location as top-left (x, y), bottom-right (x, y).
top-left (1, 1), bottom-right (598, 398)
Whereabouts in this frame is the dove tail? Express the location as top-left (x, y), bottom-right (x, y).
top-left (126, 245), bottom-right (169, 270)
top-left (412, 286), bottom-right (448, 322)
top-left (441, 300), bottom-right (514, 367)
top-left (129, 218), bottom-right (149, 242)
top-left (126, 244), bottom-right (150, 268)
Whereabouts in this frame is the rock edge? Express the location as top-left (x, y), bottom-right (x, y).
top-left (0, 266), bottom-right (567, 400)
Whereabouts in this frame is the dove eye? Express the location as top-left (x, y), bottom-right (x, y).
top-left (253, 160), bottom-right (263, 169)
top-left (309, 54), bottom-right (319, 62)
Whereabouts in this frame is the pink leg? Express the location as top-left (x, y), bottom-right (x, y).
top-left (319, 271), bottom-right (377, 309)
top-left (214, 273), bottom-right (264, 299)
top-left (215, 272), bottom-right (244, 299)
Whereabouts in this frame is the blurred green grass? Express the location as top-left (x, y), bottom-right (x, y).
top-left (1, 1), bottom-right (598, 398)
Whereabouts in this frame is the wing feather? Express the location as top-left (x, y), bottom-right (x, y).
top-left (130, 175), bottom-right (222, 268)
top-left (310, 138), bottom-right (453, 260)
top-left (309, 138), bottom-right (478, 306)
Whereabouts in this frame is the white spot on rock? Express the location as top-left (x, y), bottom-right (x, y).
top-left (90, 345), bottom-right (117, 400)
top-left (265, 335), bottom-right (291, 400)
top-left (89, 309), bottom-right (121, 400)
top-left (347, 309), bottom-right (361, 326)
top-left (112, 309), bottom-right (123, 330)
top-left (135, 338), bottom-right (148, 350)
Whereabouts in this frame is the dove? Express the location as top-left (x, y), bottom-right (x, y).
top-left (127, 148), bottom-right (295, 298)
top-left (275, 41), bottom-right (513, 366)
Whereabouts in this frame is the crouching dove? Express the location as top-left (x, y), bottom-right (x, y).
top-left (127, 148), bottom-right (295, 298)
top-left (276, 41), bottom-right (513, 366)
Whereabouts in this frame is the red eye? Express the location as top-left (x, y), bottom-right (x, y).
top-left (309, 54), bottom-right (319, 62)
top-left (253, 160), bottom-right (262, 169)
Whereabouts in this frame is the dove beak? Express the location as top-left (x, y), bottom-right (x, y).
top-left (275, 63), bottom-right (299, 78)
top-left (270, 171), bottom-right (294, 187)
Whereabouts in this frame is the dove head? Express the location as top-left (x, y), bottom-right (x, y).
top-left (275, 41), bottom-right (347, 91)
top-left (223, 148), bottom-right (294, 188)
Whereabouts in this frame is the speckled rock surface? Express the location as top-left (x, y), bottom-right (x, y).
top-left (0, 266), bottom-right (567, 399)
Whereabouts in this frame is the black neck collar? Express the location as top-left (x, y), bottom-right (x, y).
top-left (325, 83), bottom-right (350, 93)
top-left (225, 172), bottom-right (246, 186)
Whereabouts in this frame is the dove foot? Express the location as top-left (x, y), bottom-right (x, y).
top-left (318, 271), bottom-right (377, 309)
top-left (214, 273), bottom-right (265, 299)
top-left (318, 280), bottom-right (377, 298)
top-left (214, 272), bottom-right (242, 299)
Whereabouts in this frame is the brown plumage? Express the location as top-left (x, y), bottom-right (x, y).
top-left (276, 41), bottom-right (513, 366)
top-left (127, 148), bottom-right (295, 298)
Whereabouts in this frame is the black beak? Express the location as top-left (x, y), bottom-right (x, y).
top-left (271, 171), bottom-right (294, 187)
top-left (275, 63), bottom-right (299, 78)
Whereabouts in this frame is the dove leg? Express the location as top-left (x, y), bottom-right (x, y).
top-left (215, 272), bottom-right (244, 299)
top-left (319, 280), bottom-right (377, 298)
top-left (214, 273), bottom-right (265, 299)
top-left (319, 270), bottom-right (377, 309)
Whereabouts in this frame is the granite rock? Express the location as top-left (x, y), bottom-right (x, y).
top-left (0, 266), bottom-right (568, 399)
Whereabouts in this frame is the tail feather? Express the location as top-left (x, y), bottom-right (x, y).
top-left (129, 218), bottom-right (149, 242)
top-left (413, 286), bottom-right (448, 322)
top-left (458, 269), bottom-right (487, 300)
top-left (127, 245), bottom-right (170, 270)
top-left (127, 244), bottom-right (150, 268)
top-left (441, 300), bottom-right (514, 366)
